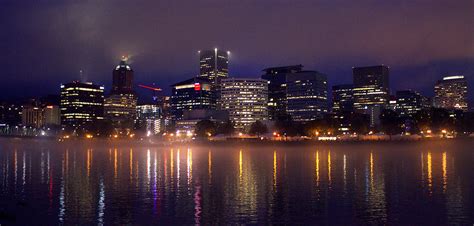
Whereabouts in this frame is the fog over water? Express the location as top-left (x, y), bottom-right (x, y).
top-left (0, 138), bottom-right (473, 224)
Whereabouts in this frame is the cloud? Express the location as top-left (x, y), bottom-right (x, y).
top-left (0, 0), bottom-right (472, 102)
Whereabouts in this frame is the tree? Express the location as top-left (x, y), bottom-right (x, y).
top-left (195, 120), bottom-right (217, 137)
top-left (248, 120), bottom-right (268, 136)
top-left (348, 112), bottom-right (370, 134)
top-left (216, 120), bottom-right (235, 135)
top-left (274, 114), bottom-right (303, 136)
top-left (380, 109), bottom-right (403, 135)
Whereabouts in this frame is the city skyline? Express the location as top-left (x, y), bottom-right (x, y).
top-left (0, 0), bottom-right (472, 105)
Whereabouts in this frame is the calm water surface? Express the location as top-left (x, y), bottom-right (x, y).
top-left (0, 138), bottom-right (473, 225)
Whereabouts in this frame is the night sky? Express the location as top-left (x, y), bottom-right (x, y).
top-left (1, 0), bottom-right (473, 105)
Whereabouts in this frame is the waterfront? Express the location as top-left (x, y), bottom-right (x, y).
top-left (0, 138), bottom-right (473, 224)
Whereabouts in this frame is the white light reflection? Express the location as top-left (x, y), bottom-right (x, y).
top-left (98, 178), bottom-right (105, 225)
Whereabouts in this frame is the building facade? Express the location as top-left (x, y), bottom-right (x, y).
top-left (434, 75), bottom-right (468, 111)
top-left (221, 78), bottom-right (268, 130)
top-left (170, 77), bottom-right (214, 120)
top-left (199, 49), bottom-right (229, 84)
top-left (136, 104), bottom-right (162, 135)
top-left (353, 65), bottom-right (390, 113)
top-left (22, 105), bottom-right (60, 128)
top-left (286, 71), bottom-right (328, 122)
top-left (332, 84), bottom-right (354, 113)
top-left (60, 81), bottom-right (104, 132)
top-left (112, 56), bottom-right (134, 95)
top-left (105, 58), bottom-right (138, 133)
top-left (396, 90), bottom-right (429, 116)
top-left (104, 94), bottom-right (137, 131)
top-left (261, 65), bottom-right (303, 120)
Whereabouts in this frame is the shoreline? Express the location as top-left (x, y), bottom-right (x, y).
top-left (0, 136), bottom-right (472, 148)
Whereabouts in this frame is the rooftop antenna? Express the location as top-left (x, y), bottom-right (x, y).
top-left (79, 69), bottom-right (85, 82)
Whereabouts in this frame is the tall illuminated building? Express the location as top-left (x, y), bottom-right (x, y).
top-left (199, 49), bottom-right (229, 84)
top-left (286, 71), bottom-right (328, 122)
top-left (112, 56), bottom-right (134, 94)
top-left (261, 65), bottom-right (303, 120)
top-left (332, 84), bottom-right (354, 113)
top-left (199, 48), bottom-right (229, 109)
top-left (220, 78), bottom-right (268, 130)
top-left (60, 81), bottom-right (104, 132)
top-left (104, 57), bottom-right (138, 133)
top-left (353, 65), bottom-right (390, 113)
top-left (170, 77), bottom-right (214, 120)
top-left (434, 75), bottom-right (468, 111)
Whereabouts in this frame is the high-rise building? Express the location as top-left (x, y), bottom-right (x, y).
top-left (105, 58), bottom-right (138, 133)
top-left (332, 84), bottom-right (354, 113)
top-left (286, 71), bottom-right (328, 122)
top-left (434, 75), bottom-right (468, 111)
top-left (60, 81), bottom-right (104, 132)
top-left (104, 94), bottom-right (137, 131)
top-left (396, 90), bottom-right (428, 116)
top-left (353, 65), bottom-right (390, 113)
top-left (261, 65), bottom-right (303, 120)
top-left (199, 49), bottom-right (229, 84)
top-left (170, 77), bottom-right (214, 120)
top-left (112, 56), bottom-right (134, 95)
top-left (221, 78), bottom-right (268, 130)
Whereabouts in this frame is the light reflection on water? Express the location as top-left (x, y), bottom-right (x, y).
top-left (0, 139), bottom-right (473, 224)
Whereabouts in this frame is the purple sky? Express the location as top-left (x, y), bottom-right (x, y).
top-left (1, 0), bottom-right (473, 105)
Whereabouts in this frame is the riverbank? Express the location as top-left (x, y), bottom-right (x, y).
top-left (0, 135), bottom-right (472, 149)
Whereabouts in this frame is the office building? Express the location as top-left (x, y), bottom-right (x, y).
top-left (434, 75), bottom-right (468, 111)
top-left (136, 104), bottom-right (162, 135)
top-left (286, 71), bottom-right (328, 122)
top-left (22, 105), bottom-right (43, 128)
top-left (396, 90), bottom-right (428, 116)
top-left (170, 77), bottom-right (214, 120)
top-left (22, 105), bottom-right (60, 128)
top-left (199, 49), bottom-right (229, 84)
top-left (332, 84), bottom-right (354, 113)
top-left (221, 78), bottom-right (268, 129)
top-left (60, 81), bottom-right (104, 132)
top-left (104, 94), bottom-right (137, 131)
top-left (112, 56), bottom-right (134, 94)
top-left (105, 58), bottom-right (138, 133)
top-left (353, 65), bottom-right (390, 113)
top-left (261, 65), bottom-right (303, 120)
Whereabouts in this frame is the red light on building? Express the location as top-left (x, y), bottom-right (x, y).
top-left (194, 83), bottom-right (201, 91)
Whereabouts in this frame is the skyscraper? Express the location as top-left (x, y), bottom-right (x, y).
top-left (261, 65), bottom-right (303, 120)
top-left (60, 81), bottom-right (104, 133)
top-left (353, 65), bottom-right (390, 113)
top-left (332, 84), bottom-right (354, 113)
top-left (112, 56), bottom-right (134, 94)
top-left (105, 58), bottom-right (138, 134)
top-left (170, 77), bottom-right (214, 120)
top-left (199, 49), bottom-right (229, 84)
top-left (434, 75), bottom-right (468, 111)
top-left (221, 78), bottom-right (268, 130)
top-left (286, 71), bottom-right (328, 122)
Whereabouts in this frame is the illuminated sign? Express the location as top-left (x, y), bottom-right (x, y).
top-left (194, 83), bottom-right (201, 91)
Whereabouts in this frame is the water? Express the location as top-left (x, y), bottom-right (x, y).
top-left (0, 138), bottom-right (473, 225)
